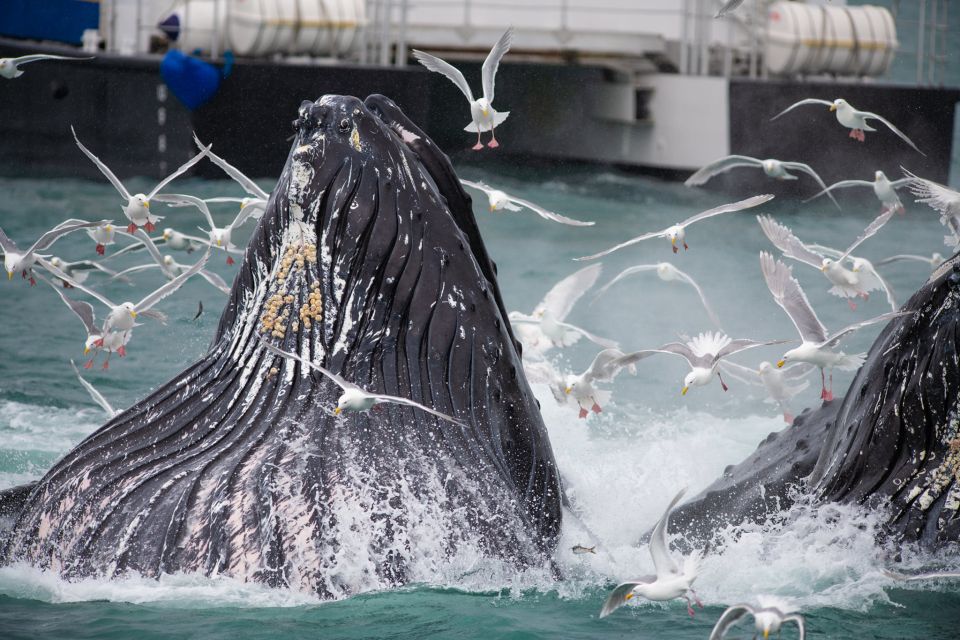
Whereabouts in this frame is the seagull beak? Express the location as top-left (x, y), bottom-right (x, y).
top-left (681, 386), bottom-right (689, 396)
top-left (482, 108), bottom-right (489, 117)
top-left (564, 387), bottom-right (572, 395)
top-left (671, 237), bottom-right (677, 247)
top-left (334, 407), bottom-right (342, 415)
top-left (129, 310), bottom-right (138, 319)
top-left (6, 271), bottom-right (11, 280)
top-left (216, 239), bottom-right (222, 247)
top-left (143, 201), bottom-right (150, 209)
top-left (489, 204), bottom-right (495, 212)
top-left (763, 631), bottom-right (769, 640)
top-left (106, 225), bottom-right (113, 232)
top-left (777, 359), bottom-right (786, 368)
top-left (84, 346), bottom-right (90, 355)
top-left (624, 593), bottom-right (633, 601)
top-left (820, 265), bottom-right (827, 272)
top-left (162, 231), bottom-right (170, 240)
top-left (829, 104), bottom-right (837, 112)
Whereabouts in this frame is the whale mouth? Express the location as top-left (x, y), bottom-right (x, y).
top-left (3, 95), bottom-right (561, 599)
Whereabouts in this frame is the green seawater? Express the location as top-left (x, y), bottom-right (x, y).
top-left (0, 163), bottom-right (957, 638)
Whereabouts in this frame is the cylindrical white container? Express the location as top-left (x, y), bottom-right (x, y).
top-left (765, 2), bottom-right (897, 77)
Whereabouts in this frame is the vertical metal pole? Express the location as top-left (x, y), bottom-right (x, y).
top-left (211, 0), bottom-right (221, 59)
top-left (917, 0), bottom-right (926, 85)
top-left (395, 0), bottom-right (409, 67)
top-left (700, 0), bottom-right (710, 75)
top-left (136, 0), bottom-right (142, 53)
top-left (380, 0), bottom-right (392, 66)
top-left (680, 0), bottom-right (690, 75)
top-left (750, 0), bottom-right (759, 79)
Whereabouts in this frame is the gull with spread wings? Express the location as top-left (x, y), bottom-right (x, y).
top-left (771, 98), bottom-right (924, 153)
top-left (563, 348), bottom-right (653, 418)
top-left (686, 155), bottom-right (838, 208)
top-left (595, 262), bottom-right (722, 328)
top-left (805, 170), bottom-right (912, 214)
top-left (708, 596), bottom-right (805, 640)
top-left (460, 179), bottom-right (594, 226)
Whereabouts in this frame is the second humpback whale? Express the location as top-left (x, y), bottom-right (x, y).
top-left (0, 95), bottom-right (562, 598)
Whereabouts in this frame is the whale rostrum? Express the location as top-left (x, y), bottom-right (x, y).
top-left (1, 95), bottom-right (562, 597)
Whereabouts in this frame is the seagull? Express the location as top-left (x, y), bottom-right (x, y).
top-left (509, 264), bottom-right (618, 356)
top-left (805, 170), bottom-right (912, 214)
top-left (599, 488), bottom-right (703, 619)
top-left (111, 253), bottom-right (230, 295)
top-left (194, 133), bottom-right (269, 204)
top-left (563, 348), bottom-right (653, 418)
top-left (708, 596), bottom-right (805, 640)
top-left (771, 98), bottom-right (924, 154)
top-left (413, 28), bottom-right (513, 150)
top-left (70, 360), bottom-right (119, 418)
top-left (759, 252), bottom-right (902, 401)
top-left (595, 262), bottom-right (722, 328)
top-left (87, 221), bottom-right (118, 255)
top-left (714, 0), bottom-right (746, 18)
top-left (154, 193), bottom-right (256, 265)
top-left (578, 194), bottom-right (774, 260)
top-left (0, 218), bottom-right (104, 285)
top-left (44, 251), bottom-right (208, 333)
top-left (808, 244), bottom-right (898, 311)
top-left (902, 168), bottom-right (960, 247)
top-left (720, 360), bottom-right (813, 425)
top-left (72, 125), bottom-right (211, 233)
top-left (757, 211), bottom-right (895, 309)
top-left (648, 331), bottom-right (786, 395)
top-left (685, 156), bottom-right (838, 208)
top-left (460, 179), bottom-right (594, 226)
top-left (876, 252), bottom-right (944, 271)
top-left (41, 275), bottom-right (131, 369)
top-left (161, 227), bottom-right (208, 253)
top-left (260, 339), bottom-right (467, 426)
top-left (883, 569), bottom-right (960, 582)
top-left (0, 53), bottom-right (92, 79)
top-left (46, 255), bottom-right (128, 287)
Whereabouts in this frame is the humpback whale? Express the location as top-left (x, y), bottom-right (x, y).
top-left (0, 95), bottom-right (562, 597)
top-left (671, 256), bottom-right (960, 549)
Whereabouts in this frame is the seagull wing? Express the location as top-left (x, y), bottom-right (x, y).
top-left (757, 215), bottom-right (824, 269)
top-left (858, 110), bottom-right (925, 155)
top-left (888, 178), bottom-right (914, 189)
top-left (715, 338), bottom-right (789, 362)
top-left (70, 360), bottom-right (117, 417)
top-left (147, 144), bottom-right (212, 198)
top-left (585, 348), bottom-right (655, 382)
top-left (459, 178), bottom-right (494, 195)
top-left (803, 179), bottom-right (874, 204)
top-left (902, 168), bottom-right (960, 216)
top-left (533, 263), bottom-right (603, 320)
top-left (195, 133), bottom-right (269, 198)
top-left (875, 254), bottom-right (929, 267)
top-left (649, 487), bottom-right (686, 578)
top-left (718, 361), bottom-right (763, 387)
top-left (680, 194), bottom-right (775, 228)
top-left (366, 394), bottom-right (467, 427)
top-left (684, 155), bottom-right (763, 186)
top-left (783, 614), bottom-right (806, 640)
top-left (15, 54), bottom-right (91, 65)
top-left (481, 27), bottom-right (513, 104)
top-left (824, 311), bottom-right (905, 347)
top-left (198, 269), bottom-right (231, 294)
top-left (259, 339), bottom-right (354, 390)
top-left (650, 341), bottom-right (706, 368)
top-left (553, 319), bottom-right (619, 350)
top-left (48, 282), bottom-right (99, 335)
top-left (839, 208), bottom-right (895, 261)
top-left (134, 252), bottom-right (209, 312)
top-left (26, 219), bottom-right (103, 256)
top-left (866, 265), bottom-right (898, 311)
top-left (38, 258), bottom-right (117, 309)
top-left (599, 579), bottom-right (656, 619)
top-left (229, 199), bottom-right (259, 231)
top-left (781, 162), bottom-right (840, 209)
top-left (71, 126), bottom-right (131, 200)
top-left (115, 229), bottom-right (175, 277)
top-left (153, 193), bottom-right (217, 230)
top-left (108, 263), bottom-right (161, 282)
top-left (670, 267), bottom-right (722, 328)
top-left (412, 50), bottom-right (474, 103)
top-left (576, 229), bottom-right (667, 261)
top-left (0, 227), bottom-right (16, 253)
top-left (760, 252), bottom-right (828, 343)
top-left (708, 604), bottom-right (755, 640)
top-left (770, 98), bottom-right (834, 121)
top-left (506, 195), bottom-right (594, 226)
top-left (594, 265), bottom-right (659, 299)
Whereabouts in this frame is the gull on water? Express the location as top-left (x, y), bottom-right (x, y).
top-left (805, 170), bottom-right (912, 214)
top-left (647, 331), bottom-right (786, 395)
top-left (563, 348), bottom-right (652, 418)
top-left (460, 178), bottom-right (594, 226)
top-left (0, 53), bottom-right (92, 79)
top-left (413, 28), bottom-right (513, 150)
top-left (0, 218), bottom-right (105, 285)
top-left (70, 360), bottom-right (119, 418)
top-left (595, 262), bottom-right (722, 328)
top-left (72, 125), bottom-right (211, 233)
top-left (720, 360), bottom-right (813, 425)
top-left (600, 488), bottom-right (703, 619)
top-left (771, 98), bottom-right (924, 154)
top-left (45, 251), bottom-right (209, 333)
top-left (758, 210), bottom-right (895, 309)
top-left (759, 252), bottom-right (902, 401)
top-left (685, 155), bottom-right (838, 209)
top-left (876, 252), bottom-right (944, 271)
top-left (902, 167), bottom-right (960, 248)
top-left (509, 264), bottom-right (618, 357)
top-left (260, 340), bottom-right (467, 426)
top-left (708, 596), bottom-right (805, 640)
top-left (578, 194), bottom-right (774, 259)
top-left (154, 193), bottom-right (257, 264)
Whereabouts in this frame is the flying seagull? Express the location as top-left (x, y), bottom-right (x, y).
top-left (460, 179), bottom-right (594, 226)
top-left (0, 53), bottom-right (92, 79)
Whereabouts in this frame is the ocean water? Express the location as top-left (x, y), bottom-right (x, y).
top-left (0, 163), bottom-right (958, 639)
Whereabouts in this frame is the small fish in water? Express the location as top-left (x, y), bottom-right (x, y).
top-left (193, 300), bottom-right (204, 321)
top-left (572, 544), bottom-right (596, 555)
